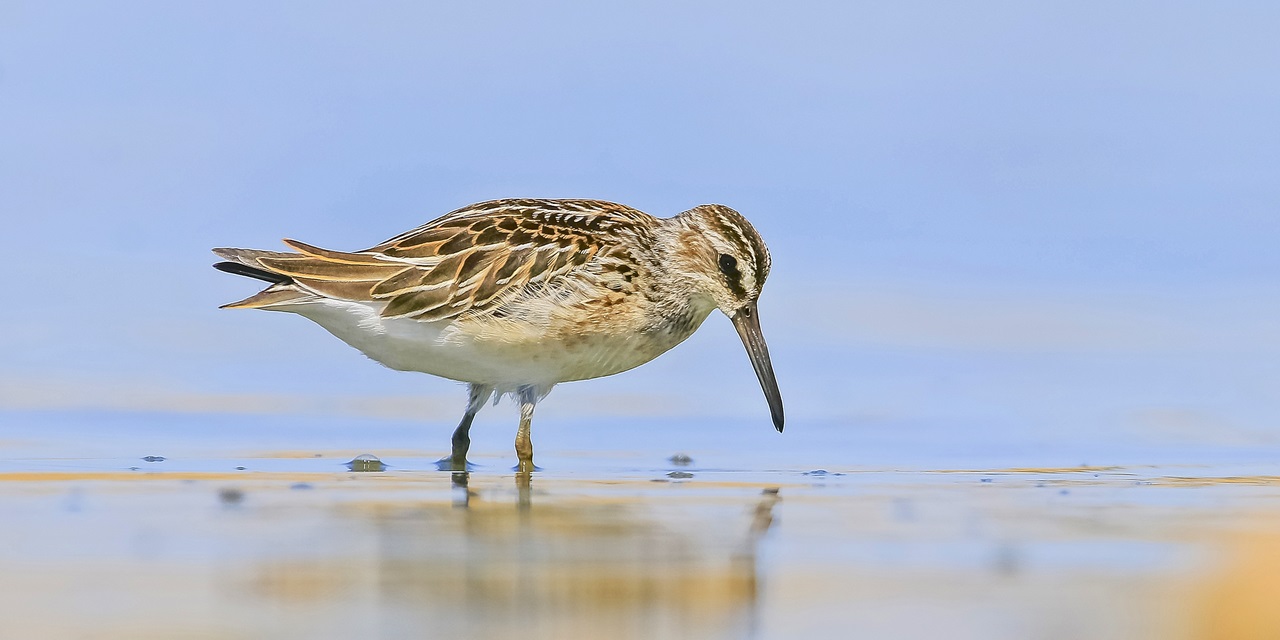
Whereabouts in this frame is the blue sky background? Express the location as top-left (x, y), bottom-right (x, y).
top-left (2, 1), bottom-right (1278, 463)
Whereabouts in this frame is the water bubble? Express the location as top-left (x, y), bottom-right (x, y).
top-left (347, 454), bottom-right (386, 472)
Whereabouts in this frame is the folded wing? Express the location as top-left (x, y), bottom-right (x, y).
top-left (239, 210), bottom-right (601, 322)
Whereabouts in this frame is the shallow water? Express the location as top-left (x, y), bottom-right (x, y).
top-left (4, 412), bottom-right (1280, 639)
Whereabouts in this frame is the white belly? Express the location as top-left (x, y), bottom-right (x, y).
top-left (282, 298), bottom-right (710, 389)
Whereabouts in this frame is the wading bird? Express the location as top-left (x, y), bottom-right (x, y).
top-left (214, 199), bottom-right (783, 471)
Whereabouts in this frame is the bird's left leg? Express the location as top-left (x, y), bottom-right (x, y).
top-left (514, 385), bottom-right (538, 473)
top-left (436, 383), bottom-right (492, 471)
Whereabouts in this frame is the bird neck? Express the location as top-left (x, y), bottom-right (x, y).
top-left (641, 217), bottom-right (718, 335)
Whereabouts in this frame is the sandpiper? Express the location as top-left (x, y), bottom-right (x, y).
top-left (214, 198), bottom-right (783, 471)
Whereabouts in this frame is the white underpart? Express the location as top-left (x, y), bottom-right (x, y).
top-left (269, 296), bottom-right (714, 399)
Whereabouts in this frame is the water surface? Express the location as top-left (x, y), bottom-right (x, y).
top-left (4, 411), bottom-right (1280, 639)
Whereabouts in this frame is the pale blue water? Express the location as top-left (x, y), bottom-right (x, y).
top-left (4, 406), bottom-right (1279, 475)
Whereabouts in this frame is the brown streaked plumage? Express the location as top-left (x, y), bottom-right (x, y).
top-left (213, 198), bottom-right (782, 472)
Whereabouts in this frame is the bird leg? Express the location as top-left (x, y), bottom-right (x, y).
top-left (514, 385), bottom-right (537, 473)
top-left (437, 383), bottom-right (492, 471)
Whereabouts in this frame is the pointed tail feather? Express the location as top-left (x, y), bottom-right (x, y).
top-left (213, 246), bottom-right (319, 310)
top-left (212, 246), bottom-right (300, 283)
top-left (213, 261), bottom-right (292, 284)
top-left (220, 287), bottom-right (316, 309)
top-left (212, 246), bottom-right (297, 266)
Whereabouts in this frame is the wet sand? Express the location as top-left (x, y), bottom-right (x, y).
top-left (4, 442), bottom-right (1280, 639)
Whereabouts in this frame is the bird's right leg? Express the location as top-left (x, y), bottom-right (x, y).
top-left (437, 383), bottom-right (492, 471)
top-left (514, 385), bottom-right (539, 474)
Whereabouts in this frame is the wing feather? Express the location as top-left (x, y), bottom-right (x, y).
top-left (257, 256), bottom-right (406, 282)
top-left (281, 239), bottom-right (391, 265)
top-left (382, 287), bottom-right (452, 319)
top-left (231, 199), bottom-right (649, 320)
top-left (291, 277), bottom-right (389, 301)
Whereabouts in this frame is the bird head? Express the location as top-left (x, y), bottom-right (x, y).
top-left (674, 204), bottom-right (784, 433)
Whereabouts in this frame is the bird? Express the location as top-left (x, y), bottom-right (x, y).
top-left (213, 198), bottom-right (783, 472)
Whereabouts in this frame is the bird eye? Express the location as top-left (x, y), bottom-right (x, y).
top-left (718, 254), bottom-right (739, 278)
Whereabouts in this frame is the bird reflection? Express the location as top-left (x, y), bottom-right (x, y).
top-left (449, 470), bottom-right (534, 510)
top-left (450, 470), bottom-right (472, 508)
top-left (516, 470), bottom-right (532, 510)
top-left (248, 475), bottom-right (781, 640)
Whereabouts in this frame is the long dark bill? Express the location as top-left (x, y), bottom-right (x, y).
top-left (731, 301), bottom-right (785, 433)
